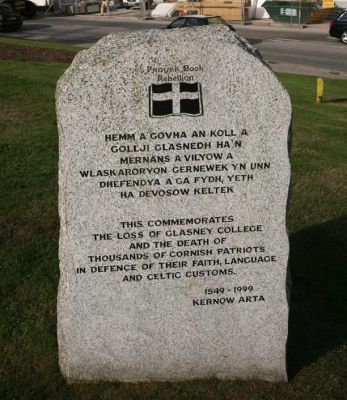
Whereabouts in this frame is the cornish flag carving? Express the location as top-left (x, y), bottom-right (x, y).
top-left (149, 82), bottom-right (204, 118)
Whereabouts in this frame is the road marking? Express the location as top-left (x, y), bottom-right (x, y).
top-left (273, 38), bottom-right (300, 42)
top-left (270, 38), bottom-right (332, 45)
top-left (268, 38), bottom-right (345, 48)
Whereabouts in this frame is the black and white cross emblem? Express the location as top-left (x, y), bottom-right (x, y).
top-left (149, 82), bottom-right (204, 118)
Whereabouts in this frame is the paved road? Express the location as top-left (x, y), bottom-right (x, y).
top-left (6, 14), bottom-right (166, 46)
top-left (236, 25), bottom-right (347, 75)
top-left (4, 12), bottom-right (347, 78)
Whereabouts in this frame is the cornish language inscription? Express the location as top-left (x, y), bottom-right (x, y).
top-left (82, 128), bottom-right (263, 197)
top-left (57, 26), bottom-right (292, 383)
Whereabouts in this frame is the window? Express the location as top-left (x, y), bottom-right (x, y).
top-left (186, 18), bottom-right (207, 26)
top-left (0, 4), bottom-right (12, 11)
top-left (207, 17), bottom-right (225, 25)
top-left (170, 18), bottom-right (187, 28)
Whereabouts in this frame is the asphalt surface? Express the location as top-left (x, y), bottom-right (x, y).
top-left (4, 10), bottom-right (347, 78)
top-left (236, 24), bottom-right (347, 76)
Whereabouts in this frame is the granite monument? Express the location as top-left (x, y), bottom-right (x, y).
top-left (57, 26), bottom-right (292, 382)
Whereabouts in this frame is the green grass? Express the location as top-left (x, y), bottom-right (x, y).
top-left (0, 35), bottom-right (82, 52)
top-left (0, 58), bottom-right (346, 400)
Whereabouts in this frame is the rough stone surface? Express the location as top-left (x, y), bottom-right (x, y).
top-left (57, 26), bottom-right (292, 383)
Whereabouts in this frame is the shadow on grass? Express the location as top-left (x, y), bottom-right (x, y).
top-left (287, 216), bottom-right (347, 378)
top-left (323, 98), bottom-right (347, 103)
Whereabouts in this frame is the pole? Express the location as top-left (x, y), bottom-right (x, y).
top-left (147, 0), bottom-right (151, 18)
top-left (316, 78), bottom-right (324, 103)
top-left (141, 0), bottom-right (145, 19)
top-left (290, 0), bottom-right (293, 26)
top-left (253, 0), bottom-right (258, 20)
top-left (241, 0), bottom-right (244, 24)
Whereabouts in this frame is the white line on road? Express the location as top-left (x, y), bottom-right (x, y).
top-left (273, 38), bottom-right (300, 42)
top-left (268, 38), bottom-right (345, 49)
top-left (270, 38), bottom-right (332, 45)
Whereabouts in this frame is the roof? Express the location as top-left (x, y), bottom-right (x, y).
top-left (179, 15), bottom-right (223, 19)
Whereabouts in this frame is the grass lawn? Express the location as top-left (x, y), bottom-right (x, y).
top-left (0, 51), bottom-right (346, 399)
top-left (0, 35), bottom-right (82, 52)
